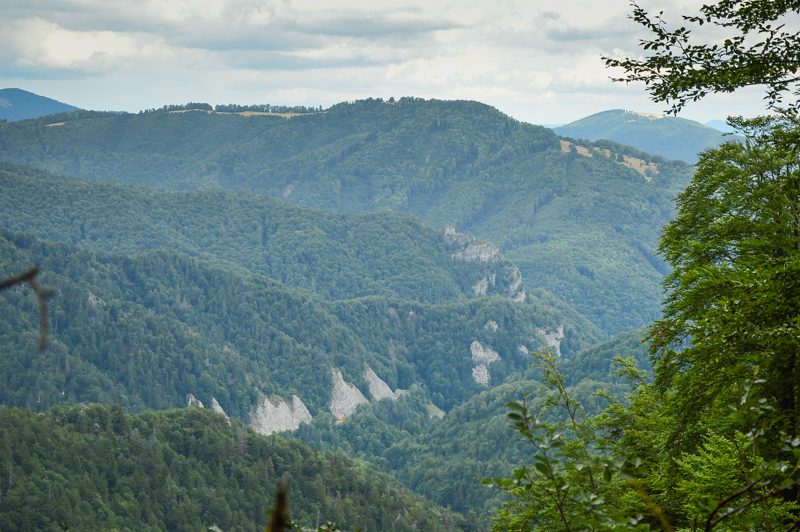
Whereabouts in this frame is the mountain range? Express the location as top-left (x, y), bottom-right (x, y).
top-left (554, 109), bottom-right (735, 163)
top-left (0, 93), bottom-right (717, 530)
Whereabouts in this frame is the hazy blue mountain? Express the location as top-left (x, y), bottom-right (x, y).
top-left (705, 119), bottom-right (738, 133)
top-left (554, 109), bottom-right (733, 163)
top-left (0, 88), bottom-right (78, 122)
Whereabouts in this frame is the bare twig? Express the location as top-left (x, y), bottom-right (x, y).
top-left (267, 479), bottom-right (290, 532)
top-left (0, 266), bottom-right (54, 350)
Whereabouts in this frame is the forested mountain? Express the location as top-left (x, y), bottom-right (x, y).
top-left (292, 329), bottom-right (647, 518)
top-left (0, 404), bottom-right (469, 532)
top-left (0, 162), bottom-right (525, 305)
top-left (554, 109), bottom-right (733, 163)
top-left (0, 98), bottom-right (695, 334)
top-left (0, 227), bottom-right (600, 420)
top-left (0, 88), bottom-right (79, 122)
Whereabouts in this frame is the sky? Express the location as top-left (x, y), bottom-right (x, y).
top-left (0, 0), bottom-right (779, 125)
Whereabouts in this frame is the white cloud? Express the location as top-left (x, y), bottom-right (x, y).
top-left (0, 0), bottom-right (780, 123)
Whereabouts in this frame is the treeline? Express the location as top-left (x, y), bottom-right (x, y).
top-left (0, 404), bottom-right (468, 532)
top-left (0, 97), bottom-right (694, 334)
top-left (138, 103), bottom-right (324, 114)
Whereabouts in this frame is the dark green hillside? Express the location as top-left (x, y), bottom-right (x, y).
top-left (0, 88), bottom-right (79, 122)
top-left (0, 404), bottom-right (466, 532)
top-left (0, 228), bottom-right (601, 419)
top-left (0, 162), bottom-right (519, 305)
top-left (560, 326), bottom-right (649, 386)
top-left (307, 377), bottom-right (630, 518)
top-left (554, 109), bottom-right (734, 163)
top-left (0, 100), bottom-right (695, 334)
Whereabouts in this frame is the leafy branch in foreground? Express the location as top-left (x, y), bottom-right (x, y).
top-left (604, 0), bottom-right (800, 116)
top-left (487, 355), bottom-right (800, 532)
top-left (0, 266), bottom-right (53, 350)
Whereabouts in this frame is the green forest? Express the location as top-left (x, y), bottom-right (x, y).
top-left (0, 404), bottom-right (467, 532)
top-left (2, 1), bottom-right (800, 529)
top-left (0, 99), bottom-right (694, 334)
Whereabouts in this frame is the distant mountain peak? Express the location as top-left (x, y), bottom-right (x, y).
top-left (0, 88), bottom-right (78, 121)
top-left (554, 108), bottom-right (730, 163)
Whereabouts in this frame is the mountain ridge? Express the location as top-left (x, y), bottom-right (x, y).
top-left (0, 88), bottom-right (79, 122)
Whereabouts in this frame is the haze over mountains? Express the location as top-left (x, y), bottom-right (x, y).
top-left (0, 91), bottom-right (723, 530)
top-left (0, 88), bottom-right (79, 122)
top-left (554, 109), bottom-right (735, 163)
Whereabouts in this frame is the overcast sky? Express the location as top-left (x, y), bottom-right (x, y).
top-left (0, 0), bottom-right (776, 125)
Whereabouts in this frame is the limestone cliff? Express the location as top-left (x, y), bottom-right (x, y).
top-left (445, 227), bottom-right (526, 302)
top-left (210, 397), bottom-right (227, 417)
top-left (329, 369), bottom-right (369, 420)
top-left (470, 340), bottom-right (501, 385)
top-left (537, 325), bottom-right (566, 357)
top-left (250, 395), bottom-right (312, 435)
top-left (364, 364), bottom-right (397, 401)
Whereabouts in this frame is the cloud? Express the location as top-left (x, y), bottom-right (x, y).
top-left (0, 0), bottom-right (775, 123)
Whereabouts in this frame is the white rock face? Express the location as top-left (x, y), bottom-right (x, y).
top-left (537, 325), bottom-right (566, 357)
top-left (453, 242), bottom-right (502, 262)
top-left (472, 364), bottom-right (490, 385)
top-left (508, 267), bottom-right (526, 302)
top-left (186, 393), bottom-right (204, 408)
top-left (211, 397), bottom-right (227, 417)
top-left (364, 365), bottom-right (396, 401)
top-left (471, 341), bottom-right (500, 385)
top-left (443, 226), bottom-right (475, 246)
top-left (473, 277), bottom-right (489, 296)
top-left (250, 395), bottom-right (312, 435)
top-left (518, 345), bottom-right (530, 356)
top-left (485, 320), bottom-right (499, 331)
top-left (88, 292), bottom-right (105, 308)
top-left (471, 340), bottom-right (500, 364)
top-left (329, 369), bottom-right (369, 419)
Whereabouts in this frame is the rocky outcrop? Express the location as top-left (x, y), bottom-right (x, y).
top-left (329, 369), bottom-right (369, 419)
top-left (250, 395), bottom-right (312, 435)
top-left (473, 277), bottom-right (489, 296)
top-left (470, 341), bottom-right (500, 385)
top-left (186, 393), bottom-right (204, 408)
top-left (472, 364), bottom-right (490, 385)
top-left (453, 242), bottom-right (502, 262)
top-left (537, 325), bottom-right (565, 357)
top-left (444, 226), bottom-right (474, 246)
top-left (364, 364), bottom-right (396, 401)
top-left (485, 320), bottom-right (499, 331)
top-left (210, 397), bottom-right (227, 417)
top-left (471, 340), bottom-right (500, 364)
top-left (508, 267), bottom-right (526, 302)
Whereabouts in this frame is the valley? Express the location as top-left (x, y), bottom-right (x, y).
top-left (0, 96), bottom-right (708, 531)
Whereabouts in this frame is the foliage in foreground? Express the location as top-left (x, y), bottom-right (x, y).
top-left (489, 115), bottom-right (800, 532)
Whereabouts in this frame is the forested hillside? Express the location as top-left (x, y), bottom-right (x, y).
top-left (0, 404), bottom-right (468, 532)
top-left (293, 330), bottom-right (646, 518)
top-left (0, 98), bottom-right (696, 334)
top-left (0, 227), bottom-right (600, 420)
top-left (0, 162), bottom-right (524, 305)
